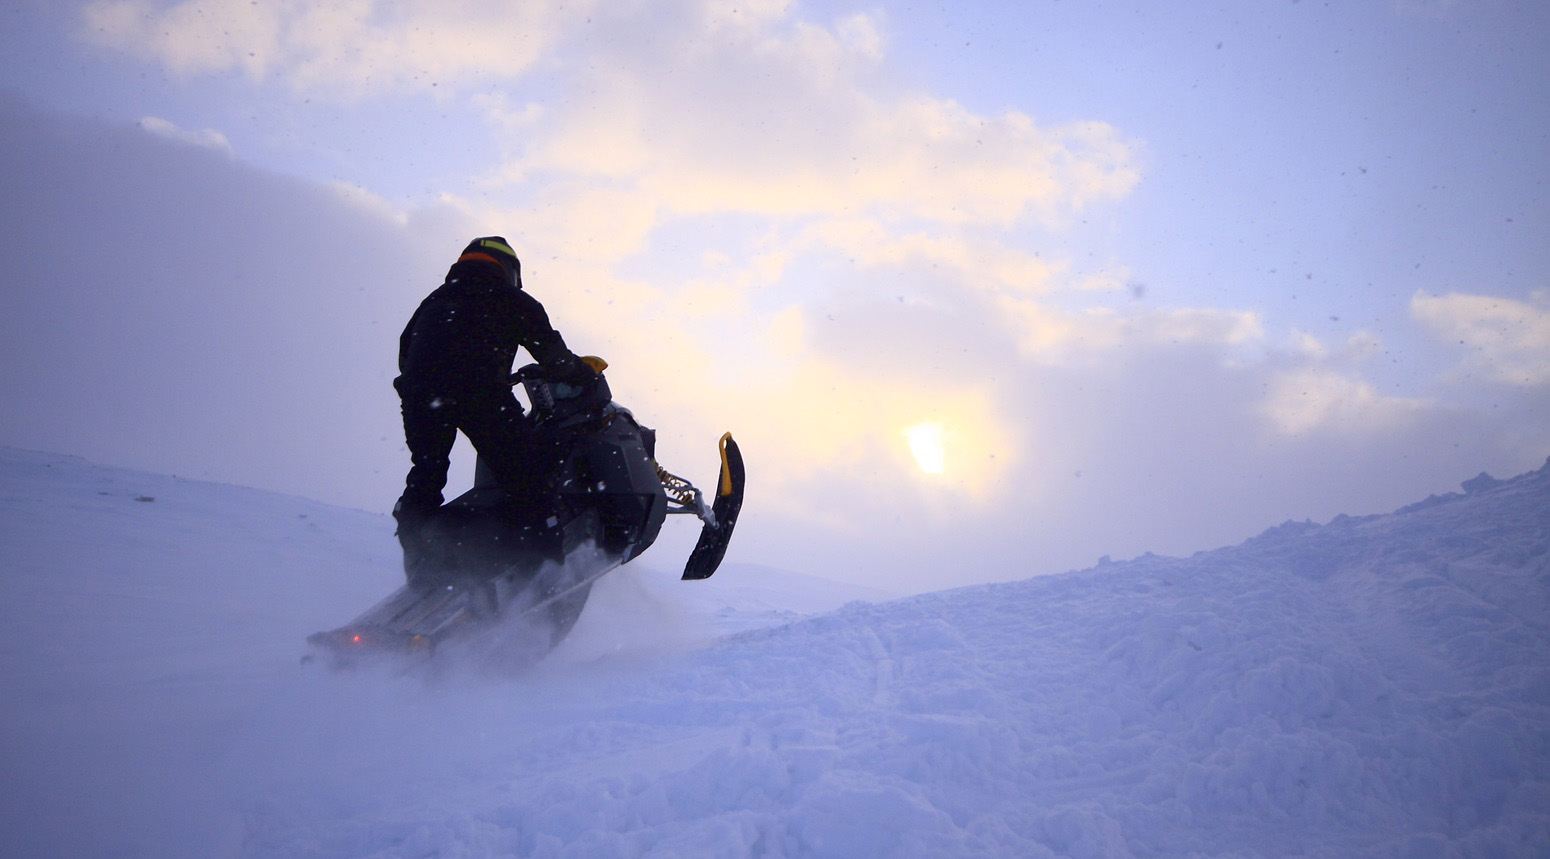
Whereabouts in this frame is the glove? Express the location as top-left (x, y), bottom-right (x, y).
top-left (549, 353), bottom-right (601, 382)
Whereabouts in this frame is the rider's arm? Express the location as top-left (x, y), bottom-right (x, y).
top-left (509, 289), bottom-right (591, 379)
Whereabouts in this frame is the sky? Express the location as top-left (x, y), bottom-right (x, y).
top-left (1, 0), bottom-right (1547, 592)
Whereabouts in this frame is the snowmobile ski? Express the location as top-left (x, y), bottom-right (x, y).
top-left (680, 433), bottom-right (745, 581)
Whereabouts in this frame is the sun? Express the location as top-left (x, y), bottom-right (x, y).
top-left (903, 421), bottom-right (947, 475)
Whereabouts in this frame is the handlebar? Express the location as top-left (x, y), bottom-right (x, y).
top-left (513, 361), bottom-right (613, 424)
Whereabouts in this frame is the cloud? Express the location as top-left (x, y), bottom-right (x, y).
top-left (327, 180), bottom-right (411, 227)
top-left (996, 300), bottom-right (1264, 365)
top-left (1261, 369), bottom-right (1427, 437)
top-left (474, 3), bottom-right (1137, 229)
top-left (137, 116), bottom-right (232, 153)
top-left (802, 218), bottom-right (1066, 295)
top-left (80, 0), bottom-right (590, 97)
top-left (452, 181), bottom-right (663, 265)
top-left (512, 86), bottom-right (1139, 229)
top-left (1411, 290), bottom-right (1550, 386)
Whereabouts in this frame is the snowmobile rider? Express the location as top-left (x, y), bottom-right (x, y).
top-left (392, 236), bottom-right (593, 544)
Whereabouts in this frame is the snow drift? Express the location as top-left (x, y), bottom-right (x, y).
top-left (1, 447), bottom-right (1547, 857)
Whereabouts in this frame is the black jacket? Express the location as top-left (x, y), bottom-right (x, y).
top-left (394, 261), bottom-right (578, 402)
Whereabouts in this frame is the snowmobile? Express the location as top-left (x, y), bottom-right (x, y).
top-left (307, 359), bottom-right (744, 663)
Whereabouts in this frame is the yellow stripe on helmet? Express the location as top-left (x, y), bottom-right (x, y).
top-left (479, 239), bottom-right (517, 258)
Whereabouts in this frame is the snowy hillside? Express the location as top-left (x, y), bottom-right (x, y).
top-left (2, 447), bottom-right (1547, 857)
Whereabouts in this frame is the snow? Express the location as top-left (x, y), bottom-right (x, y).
top-left (2, 446), bottom-right (1548, 857)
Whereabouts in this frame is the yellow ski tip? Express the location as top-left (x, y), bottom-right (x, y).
top-left (717, 432), bottom-right (735, 496)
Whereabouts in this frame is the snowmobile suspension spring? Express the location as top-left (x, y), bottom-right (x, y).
top-left (654, 463), bottom-right (700, 507)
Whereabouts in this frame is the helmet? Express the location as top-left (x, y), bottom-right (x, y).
top-left (456, 236), bottom-right (521, 287)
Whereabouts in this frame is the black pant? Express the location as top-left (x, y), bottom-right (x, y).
top-left (396, 388), bottom-right (544, 521)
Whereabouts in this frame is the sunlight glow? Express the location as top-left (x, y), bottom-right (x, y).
top-left (904, 422), bottom-right (947, 475)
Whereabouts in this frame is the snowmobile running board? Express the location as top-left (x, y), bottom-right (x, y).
top-left (305, 551), bottom-right (623, 659)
